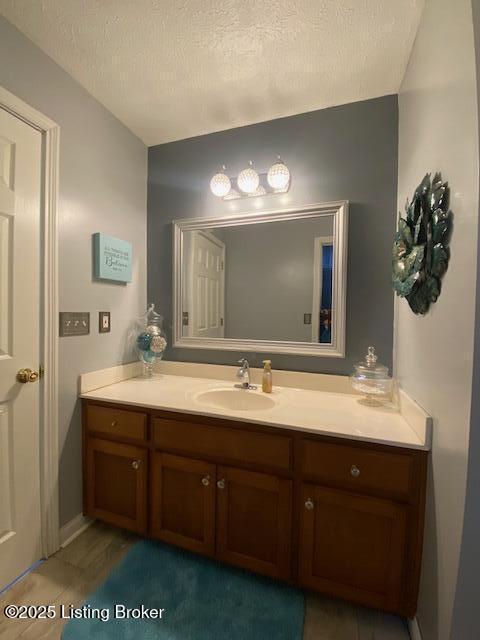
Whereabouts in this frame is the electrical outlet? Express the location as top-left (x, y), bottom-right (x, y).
top-left (99, 311), bottom-right (111, 333)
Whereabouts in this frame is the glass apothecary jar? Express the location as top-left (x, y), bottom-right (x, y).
top-left (135, 304), bottom-right (167, 377)
top-left (350, 346), bottom-right (393, 405)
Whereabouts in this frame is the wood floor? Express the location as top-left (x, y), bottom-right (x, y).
top-left (0, 522), bottom-right (410, 640)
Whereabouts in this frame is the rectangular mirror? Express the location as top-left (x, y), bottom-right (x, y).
top-left (173, 201), bottom-right (348, 357)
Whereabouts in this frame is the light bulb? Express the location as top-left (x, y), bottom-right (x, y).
top-left (210, 166), bottom-right (231, 197)
top-left (267, 157), bottom-right (290, 190)
top-left (237, 160), bottom-right (259, 194)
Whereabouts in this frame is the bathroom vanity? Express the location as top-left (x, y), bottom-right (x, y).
top-left (81, 371), bottom-right (429, 618)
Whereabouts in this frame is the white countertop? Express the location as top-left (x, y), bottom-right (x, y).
top-left (81, 373), bottom-right (430, 450)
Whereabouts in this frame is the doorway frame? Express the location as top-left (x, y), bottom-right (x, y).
top-left (0, 86), bottom-right (60, 557)
top-left (311, 235), bottom-right (334, 343)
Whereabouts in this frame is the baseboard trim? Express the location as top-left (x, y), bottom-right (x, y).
top-left (59, 514), bottom-right (93, 548)
top-left (408, 617), bottom-right (422, 640)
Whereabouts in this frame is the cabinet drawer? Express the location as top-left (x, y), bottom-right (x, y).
top-left (153, 417), bottom-right (292, 471)
top-left (86, 404), bottom-right (147, 441)
top-left (301, 439), bottom-right (415, 500)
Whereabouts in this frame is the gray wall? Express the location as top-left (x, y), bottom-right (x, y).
top-left (0, 18), bottom-right (148, 527)
top-left (222, 217), bottom-right (333, 341)
top-left (148, 95), bottom-right (398, 374)
top-left (450, 1), bottom-right (480, 638)
top-left (394, 0), bottom-right (479, 638)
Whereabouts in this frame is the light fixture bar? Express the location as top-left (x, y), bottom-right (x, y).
top-left (222, 172), bottom-right (290, 200)
top-left (210, 158), bottom-right (291, 200)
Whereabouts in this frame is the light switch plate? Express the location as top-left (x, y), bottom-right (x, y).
top-left (99, 311), bottom-right (111, 333)
top-left (59, 312), bottom-right (90, 336)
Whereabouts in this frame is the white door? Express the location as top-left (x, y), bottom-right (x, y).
top-left (0, 108), bottom-right (42, 589)
top-left (189, 231), bottom-right (225, 338)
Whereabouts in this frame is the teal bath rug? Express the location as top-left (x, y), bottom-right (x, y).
top-left (62, 540), bottom-right (305, 640)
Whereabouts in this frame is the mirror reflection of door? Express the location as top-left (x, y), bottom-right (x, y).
top-left (312, 236), bottom-right (334, 344)
top-left (183, 230), bottom-right (225, 338)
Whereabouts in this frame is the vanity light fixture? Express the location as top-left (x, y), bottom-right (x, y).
top-left (209, 165), bottom-right (232, 198)
top-left (209, 157), bottom-right (291, 200)
top-left (267, 156), bottom-right (291, 191)
top-left (237, 160), bottom-right (260, 194)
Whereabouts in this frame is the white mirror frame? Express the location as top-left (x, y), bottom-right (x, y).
top-left (172, 200), bottom-right (348, 357)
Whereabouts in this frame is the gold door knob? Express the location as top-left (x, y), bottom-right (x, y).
top-left (217, 478), bottom-right (226, 490)
top-left (305, 498), bottom-right (314, 510)
top-left (17, 368), bottom-right (40, 384)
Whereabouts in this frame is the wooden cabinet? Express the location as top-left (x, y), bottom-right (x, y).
top-left (86, 404), bottom-right (147, 442)
top-left (153, 415), bottom-right (292, 471)
top-left (83, 400), bottom-right (427, 617)
top-left (216, 466), bottom-right (292, 580)
top-left (85, 437), bottom-right (147, 534)
top-left (150, 455), bottom-right (292, 579)
top-left (151, 453), bottom-right (216, 556)
top-left (301, 438), bottom-right (415, 501)
top-left (299, 484), bottom-right (407, 611)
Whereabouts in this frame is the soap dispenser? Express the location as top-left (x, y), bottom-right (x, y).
top-left (262, 360), bottom-right (273, 393)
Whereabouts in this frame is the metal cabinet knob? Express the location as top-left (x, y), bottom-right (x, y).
top-left (350, 465), bottom-right (360, 478)
top-left (202, 475), bottom-right (210, 487)
top-left (305, 498), bottom-right (314, 510)
top-left (16, 368), bottom-right (39, 384)
top-left (217, 478), bottom-right (226, 490)
top-left (111, 420), bottom-right (117, 427)
top-left (132, 459), bottom-right (141, 470)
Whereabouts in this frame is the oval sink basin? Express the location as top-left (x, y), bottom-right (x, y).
top-left (194, 388), bottom-right (276, 412)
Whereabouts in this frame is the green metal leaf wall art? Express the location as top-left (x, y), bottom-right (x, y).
top-left (392, 173), bottom-right (452, 314)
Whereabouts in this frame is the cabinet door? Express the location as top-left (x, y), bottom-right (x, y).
top-left (151, 453), bottom-right (216, 556)
top-left (86, 438), bottom-right (147, 533)
top-left (216, 466), bottom-right (292, 580)
top-left (299, 484), bottom-right (407, 611)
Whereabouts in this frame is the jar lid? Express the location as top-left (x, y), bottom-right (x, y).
top-left (143, 303), bottom-right (162, 326)
top-left (353, 346), bottom-right (389, 380)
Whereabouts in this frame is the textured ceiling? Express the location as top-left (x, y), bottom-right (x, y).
top-left (0, 1), bottom-right (424, 146)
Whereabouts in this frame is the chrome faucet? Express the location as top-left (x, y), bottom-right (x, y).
top-left (235, 358), bottom-right (257, 390)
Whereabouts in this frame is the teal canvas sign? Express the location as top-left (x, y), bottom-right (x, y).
top-left (93, 233), bottom-right (132, 283)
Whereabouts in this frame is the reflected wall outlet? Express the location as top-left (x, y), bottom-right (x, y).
top-left (59, 312), bottom-right (90, 336)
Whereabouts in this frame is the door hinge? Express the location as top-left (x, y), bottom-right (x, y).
top-left (39, 365), bottom-right (45, 379)
top-left (182, 311), bottom-right (189, 326)
top-left (220, 318), bottom-right (224, 327)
